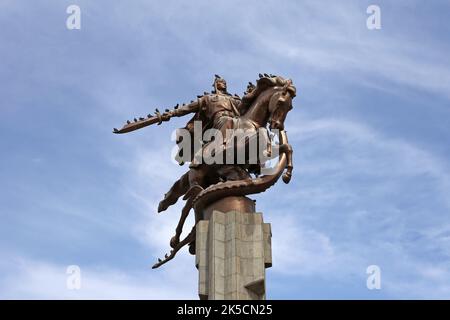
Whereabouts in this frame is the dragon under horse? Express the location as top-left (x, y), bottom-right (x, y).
top-left (113, 74), bottom-right (296, 269)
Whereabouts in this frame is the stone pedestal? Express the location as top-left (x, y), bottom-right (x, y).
top-left (195, 196), bottom-right (272, 300)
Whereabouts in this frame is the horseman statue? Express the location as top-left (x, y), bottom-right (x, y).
top-left (113, 74), bottom-right (296, 268)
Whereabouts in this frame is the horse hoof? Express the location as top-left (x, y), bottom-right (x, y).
top-left (188, 241), bottom-right (196, 255)
top-left (170, 236), bottom-right (179, 248)
top-left (282, 172), bottom-right (291, 184)
top-left (158, 201), bottom-right (167, 213)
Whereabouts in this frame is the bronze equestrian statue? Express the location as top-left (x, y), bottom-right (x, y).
top-left (113, 74), bottom-right (296, 268)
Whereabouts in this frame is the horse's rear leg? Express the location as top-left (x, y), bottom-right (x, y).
top-left (158, 172), bottom-right (190, 213)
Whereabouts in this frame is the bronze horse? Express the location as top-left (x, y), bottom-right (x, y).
top-left (152, 76), bottom-right (296, 268)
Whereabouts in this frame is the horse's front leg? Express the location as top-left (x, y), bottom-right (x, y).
top-left (281, 143), bottom-right (293, 183)
top-left (279, 130), bottom-right (293, 184)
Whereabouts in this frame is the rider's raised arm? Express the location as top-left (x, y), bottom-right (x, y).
top-left (170, 99), bottom-right (201, 118)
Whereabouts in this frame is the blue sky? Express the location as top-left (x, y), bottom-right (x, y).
top-left (1, 0), bottom-right (450, 299)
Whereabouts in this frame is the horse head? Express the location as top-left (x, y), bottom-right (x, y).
top-left (242, 75), bottom-right (296, 132)
top-left (267, 78), bottom-right (296, 131)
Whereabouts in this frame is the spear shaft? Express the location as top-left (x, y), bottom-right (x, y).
top-left (113, 111), bottom-right (168, 134)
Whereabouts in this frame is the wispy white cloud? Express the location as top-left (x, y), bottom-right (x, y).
top-left (2, 0), bottom-right (450, 300)
top-left (271, 213), bottom-right (337, 276)
top-left (262, 116), bottom-right (450, 298)
top-left (0, 254), bottom-right (197, 299)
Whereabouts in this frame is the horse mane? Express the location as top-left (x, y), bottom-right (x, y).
top-left (240, 75), bottom-right (293, 111)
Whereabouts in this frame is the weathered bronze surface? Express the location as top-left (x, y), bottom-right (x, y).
top-left (113, 74), bottom-right (296, 269)
top-left (202, 196), bottom-right (256, 221)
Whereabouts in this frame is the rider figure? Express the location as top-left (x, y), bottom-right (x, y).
top-left (158, 75), bottom-right (247, 212)
top-left (169, 75), bottom-right (244, 166)
top-left (170, 75), bottom-right (241, 132)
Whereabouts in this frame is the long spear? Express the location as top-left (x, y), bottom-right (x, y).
top-left (112, 105), bottom-right (179, 134)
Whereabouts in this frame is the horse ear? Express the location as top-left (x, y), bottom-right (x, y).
top-left (286, 84), bottom-right (296, 98)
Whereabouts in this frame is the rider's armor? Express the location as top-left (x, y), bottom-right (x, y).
top-left (198, 92), bottom-right (241, 130)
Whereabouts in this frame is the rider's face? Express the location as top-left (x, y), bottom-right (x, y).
top-left (216, 80), bottom-right (227, 91)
